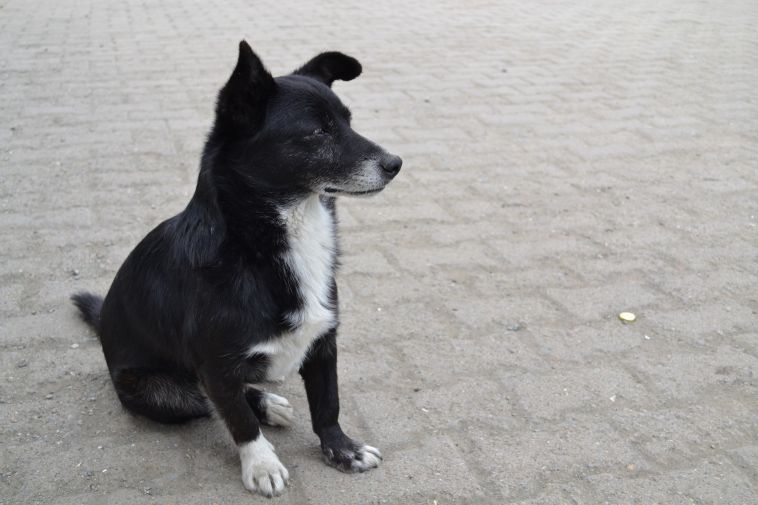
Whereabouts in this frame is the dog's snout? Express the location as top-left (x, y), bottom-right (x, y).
top-left (380, 155), bottom-right (402, 176)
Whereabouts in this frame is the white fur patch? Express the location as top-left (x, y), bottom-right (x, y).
top-left (239, 434), bottom-right (289, 497)
top-left (248, 195), bottom-right (336, 382)
top-left (351, 444), bottom-right (382, 472)
top-left (261, 392), bottom-right (294, 427)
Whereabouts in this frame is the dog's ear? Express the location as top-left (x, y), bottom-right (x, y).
top-left (216, 41), bottom-right (276, 130)
top-left (293, 52), bottom-right (362, 87)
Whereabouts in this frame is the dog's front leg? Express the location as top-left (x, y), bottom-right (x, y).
top-left (299, 328), bottom-right (382, 472)
top-left (200, 365), bottom-right (289, 497)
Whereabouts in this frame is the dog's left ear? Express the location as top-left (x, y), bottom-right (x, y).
top-left (293, 52), bottom-right (362, 87)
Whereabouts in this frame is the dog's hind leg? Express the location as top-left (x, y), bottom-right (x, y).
top-left (244, 387), bottom-right (294, 427)
top-left (112, 367), bottom-right (210, 424)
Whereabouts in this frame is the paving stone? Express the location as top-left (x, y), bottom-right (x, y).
top-left (584, 457), bottom-right (758, 505)
top-left (1, 0), bottom-right (757, 503)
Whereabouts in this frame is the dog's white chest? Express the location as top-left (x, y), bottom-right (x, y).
top-left (248, 195), bottom-right (337, 382)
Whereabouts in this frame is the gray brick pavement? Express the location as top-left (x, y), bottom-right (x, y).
top-left (1, 0), bottom-right (757, 503)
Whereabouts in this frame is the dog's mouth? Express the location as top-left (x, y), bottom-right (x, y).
top-left (323, 187), bottom-right (384, 196)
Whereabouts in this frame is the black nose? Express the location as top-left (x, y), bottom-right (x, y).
top-left (380, 154), bottom-right (402, 176)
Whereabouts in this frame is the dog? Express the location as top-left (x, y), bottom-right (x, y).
top-left (71, 40), bottom-right (401, 497)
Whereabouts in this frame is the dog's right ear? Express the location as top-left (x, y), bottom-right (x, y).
top-left (215, 41), bottom-right (275, 130)
top-left (294, 52), bottom-right (362, 87)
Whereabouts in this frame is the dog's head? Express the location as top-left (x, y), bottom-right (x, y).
top-left (211, 41), bottom-right (401, 198)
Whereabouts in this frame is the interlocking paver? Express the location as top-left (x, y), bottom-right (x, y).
top-left (1, 0), bottom-right (757, 503)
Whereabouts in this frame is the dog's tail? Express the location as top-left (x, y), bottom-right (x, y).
top-left (70, 291), bottom-right (104, 337)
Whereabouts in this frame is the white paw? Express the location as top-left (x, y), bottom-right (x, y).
top-left (262, 392), bottom-right (294, 427)
top-left (351, 445), bottom-right (382, 472)
top-left (239, 434), bottom-right (290, 497)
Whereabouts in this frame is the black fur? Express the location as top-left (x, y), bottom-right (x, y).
top-left (294, 52), bottom-right (362, 87)
top-left (71, 40), bottom-right (400, 488)
top-left (70, 292), bottom-right (103, 334)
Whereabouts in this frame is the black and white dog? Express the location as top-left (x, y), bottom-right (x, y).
top-left (71, 41), bottom-right (401, 497)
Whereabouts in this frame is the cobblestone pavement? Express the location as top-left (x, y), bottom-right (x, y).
top-left (1, 0), bottom-right (757, 503)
